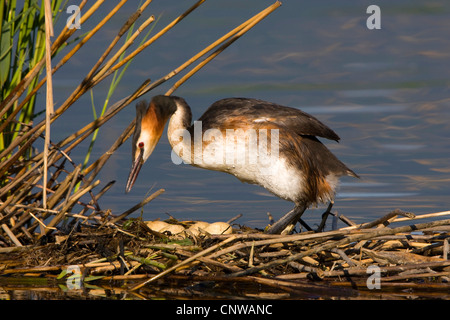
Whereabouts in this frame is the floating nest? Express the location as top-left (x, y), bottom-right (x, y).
top-left (1, 209), bottom-right (450, 299)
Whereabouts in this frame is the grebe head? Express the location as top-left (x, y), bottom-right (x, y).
top-left (125, 95), bottom-right (178, 193)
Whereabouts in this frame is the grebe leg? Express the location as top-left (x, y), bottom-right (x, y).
top-left (315, 201), bottom-right (334, 232)
top-left (266, 203), bottom-right (307, 234)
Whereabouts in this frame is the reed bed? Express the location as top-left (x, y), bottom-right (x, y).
top-left (0, 1), bottom-right (280, 245)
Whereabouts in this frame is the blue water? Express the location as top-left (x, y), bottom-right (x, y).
top-left (47, 0), bottom-right (450, 229)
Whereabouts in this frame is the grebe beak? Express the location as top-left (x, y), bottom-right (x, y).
top-left (126, 147), bottom-right (144, 193)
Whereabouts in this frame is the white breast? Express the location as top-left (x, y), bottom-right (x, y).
top-left (229, 156), bottom-right (305, 203)
top-left (198, 135), bottom-right (305, 202)
top-left (169, 126), bottom-right (310, 203)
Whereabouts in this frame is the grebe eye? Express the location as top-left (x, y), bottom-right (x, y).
top-left (138, 142), bottom-right (144, 148)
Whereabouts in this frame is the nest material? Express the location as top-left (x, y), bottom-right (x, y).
top-left (1, 210), bottom-right (450, 299)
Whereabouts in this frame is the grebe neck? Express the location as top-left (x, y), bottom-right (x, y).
top-left (167, 98), bottom-right (193, 151)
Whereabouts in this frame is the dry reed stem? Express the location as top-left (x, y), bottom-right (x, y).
top-left (47, 165), bottom-right (81, 210)
top-left (77, 180), bottom-right (115, 217)
top-left (61, 165), bottom-right (82, 211)
top-left (166, 1), bottom-right (282, 95)
top-left (42, 180), bottom-right (101, 236)
top-left (43, 0), bottom-right (54, 209)
top-left (0, 156), bottom-right (45, 204)
top-left (393, 210), bottom-right (450, 223)
top-left (0, 203), bottom-right (102, 226)
top-left (0, 164), bottom-right (48, 214)
top-left (74, 0), bottom-right (153, 93)
top-left (28, 211), bottom-right (56, 232)
top-left (4, 158), bottom-right (71, 225)
top-left (1, 178), bottom-right (40, 220)
top-left (109, 188), bottom-right (165, 224)
top-left (341, 210), bottom-right (450, 230)
top-left (88, 2), bottom-right (154, 84)
top-left (1, 224), bottom-right (23, 247)
top-left (157, 3), bottom-right (279, 95)
top-left (92, 0), bottom-right (207, 86)
top-left (7, 166), bottom-right (88, 233)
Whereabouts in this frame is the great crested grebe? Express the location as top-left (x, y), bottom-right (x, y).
top-left (126, 95), bottom-right (359, 234)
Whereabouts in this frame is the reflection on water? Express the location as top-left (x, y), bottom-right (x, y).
top-left (46, 1), bottom-right (450, 230)
top-left (338, 192), bottom-right (418, 199)
top-left (299, 104), bottom-right (408, 114)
